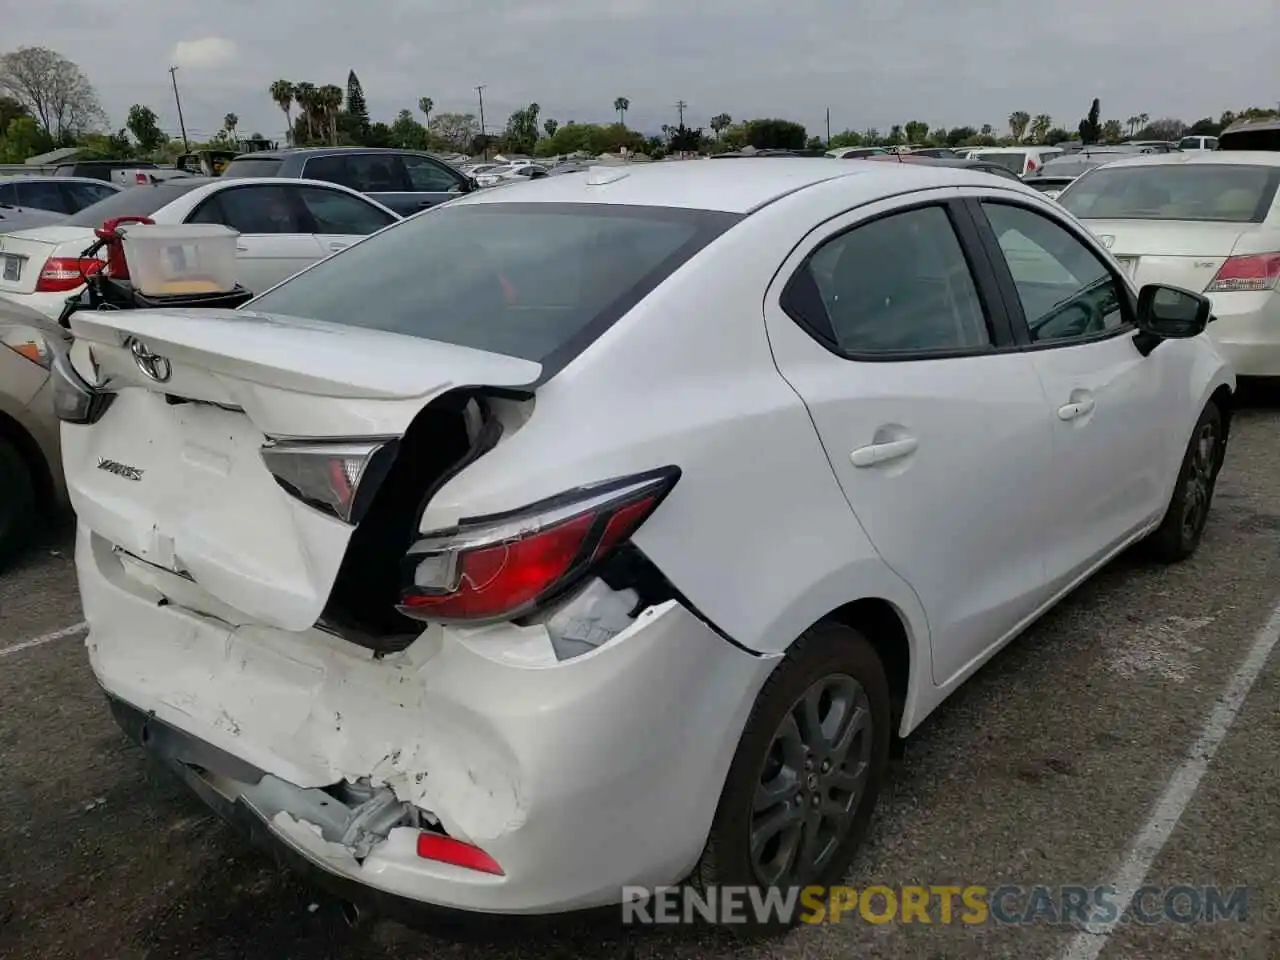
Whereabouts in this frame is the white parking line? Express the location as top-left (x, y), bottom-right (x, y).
top-left (0, 621), bottom-right (88, 658)
top-left (1058, 600), bottom-right (1280, 960)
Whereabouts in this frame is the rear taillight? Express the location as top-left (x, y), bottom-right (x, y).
top-left (1204, 253), bottom-right (1280, 293)
top-left (416, 832), bottom-right (504, 874)
top-left (35, 257), bottom-right (103, 293)
top-left (1026, 157), bottom-right (1039, 174)
top-left (260, 439), bottom-right (400, 524)
top-left (399, 468), bottom-right (678, 624)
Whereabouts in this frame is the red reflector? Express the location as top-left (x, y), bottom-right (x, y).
top-left (1205, 252), bottom-right (1280, 293)
top-left (416, 832), bottom-right (504, 875)
top-left (35, 257), bottom-right (103, 293)
top-left (403, 512), bottom-right (595, 621)
top-left (135, 172), bottom-right (148, 183)
top-left (591, 494), bottom-right (657, 561)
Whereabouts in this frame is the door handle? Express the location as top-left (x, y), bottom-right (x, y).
top-left (328, 242), bottom-right (349, 252)
top-left (1057, 396), bottom-right (1096, 421)
top-left (235, 244), bottom-right (248, 252)
top-left (850, 436), bottom-right (918, 468)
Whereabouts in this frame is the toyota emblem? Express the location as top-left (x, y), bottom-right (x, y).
top-left (127, 338), bottom-right (172, 383)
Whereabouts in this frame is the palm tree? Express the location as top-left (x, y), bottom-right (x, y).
top-left (418, 97), bottom-right (433, 128)
top-left (223, 113), bottom-right (238, 140)
top-left (293, 82), bottom-right (317, 142)
top-left (613, 97), bottom-right (630, 125)
top-left (710, 113), bottom-right (731, 139)
top-left (1126, 115), bottom-right (1140, 136)
top-left (1031, 114), bottom-right (1052, 143)
top-left (319, 84), bottom-right (344, 144)
top-left (544, 118), bottom-right (558, 139)
top-left (1008, 110), bottom-right (1030, 141)
top-left (269, 80), bottom-right (295, 144)
top-left (1138, 112), bottom-right (1150, 134)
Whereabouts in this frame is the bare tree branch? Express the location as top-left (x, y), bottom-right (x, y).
top-left (0, 46), bottom-right (105, 140)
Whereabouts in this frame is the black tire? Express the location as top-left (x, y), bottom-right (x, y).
top-left (691, 621), bottom-right (891, 930)
top-left (1145, 401), bottom-right (1224, 563)
top-left (0, 435), bottom-right (37, 570)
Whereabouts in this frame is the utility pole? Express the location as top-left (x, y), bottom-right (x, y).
top-left (675, 99), bottom-right (687, 128)
top-left (826, 108), bottom-right (831, 145)
top-left (168, 66), bottom-right (189, 152)
top-left (475, 84), bottom-right (487, 158)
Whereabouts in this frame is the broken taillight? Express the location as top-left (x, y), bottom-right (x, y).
top-left (260, 438), bottom-right (400, 524)
top-left (399, 468), bottom-right (679, 624)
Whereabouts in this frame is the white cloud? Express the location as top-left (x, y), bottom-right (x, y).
top-left (172, 37), bottom-right (238, 70)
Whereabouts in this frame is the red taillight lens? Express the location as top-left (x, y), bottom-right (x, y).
top-left (416, 832), bottom-right (504, 875)
top-left (35, 257), bottom-right (102, 293)
top-left (399, 469), bottom-right (678, 624)
top-left (1204, 253), bottom-right (1280, 293)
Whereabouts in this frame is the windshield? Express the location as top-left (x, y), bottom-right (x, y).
top-left (220, 157), bottom-right (284, 178)
top-left (63, 181), bottom-right (210, 227)
top-left (972, 152), bottom-right (1026, 173)
top-left (1059, 164), bottom-right (1280, 223)
top-left (246, 201), bottom-right (742, 373)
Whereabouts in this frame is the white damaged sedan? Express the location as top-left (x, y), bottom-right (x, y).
top-left (56, 160), bottom-right (1233, 923)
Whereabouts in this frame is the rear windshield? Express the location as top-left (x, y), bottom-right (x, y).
top-left (63, 181), bottom-right (210, 227)
top-left (1026, 178), bottom-right (1074, 192)
top-left (246, 201), bottom-right (742, 372)
top-left (1059, 164), bottom-right (1280, 223)
top-left (974, 152), bottom-right (1027, 174)
top-left (220, 157), bottom-right (284, 178)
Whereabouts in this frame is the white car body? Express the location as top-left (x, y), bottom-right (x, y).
top-left (0, 177), bottom-right (399, 319)
top-left (965, 146), bottom-right (1064, 176)
top-left (824, 146), bottom-right (891, 159)
top-left (1059, 151), bottom-right (1280, 376)
top-left (58, 159), bottom-right (1233, 919)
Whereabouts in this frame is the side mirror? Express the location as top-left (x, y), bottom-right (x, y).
top-left (1133, 283), bottom-right (1211, 355)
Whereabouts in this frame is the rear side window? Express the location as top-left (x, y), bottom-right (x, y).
top-left (344, 154), bottom-right (410, 192)
top-left (0, 182), bottom-right (16, 205)
top-left (221, 157), bottom-right (284, 178)
top-left (63, 181), bottom-right (209, 226)
top-left (783, 205), bottom-right (991, 355)
top-left (61, 181), bottom-right (118, 211)
top-left (247, 202), bottom-right (741, 372)
top-left (1059, 164), bottom-right (1280, 223)
top-left (15, 180), bottom-right (68, 213)
top-left (296, 186), bottom-right (397, 234)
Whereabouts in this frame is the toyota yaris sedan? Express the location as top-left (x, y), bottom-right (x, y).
top-left (54, 160), bottom-right (1233, 923)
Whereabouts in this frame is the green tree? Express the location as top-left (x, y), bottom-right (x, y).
top-left (502, 102), bottom-right (541, 154)
top-left (544, 118), bottom-right (558, 139)
top-left (1030, 114), bottom-right (1052, 143)
top-left (269, 79), bottom-right (295, 144)
top-left (0, 46), bottom-right (104, 139)
top-left (346, 71), bottom-right (370, 134)
top-left (903, 120), bottom-right (929, 144)
top-left (418, 96), bottom-right (433, 126)
top-left (431, 112), bottom-right (478, 152)
top-left (1136, 118), bottom-right (1186, 141)
top-left (668, 123), bottom-right (703, 153)
top-left (1186, 117), bottom-right (1222, 137)
top-left (1078, 98), bottom-right (1102, 144)
top-left (886, 124), bottom-right (904, 146)
top-left (223, 112), bottom-right (238, 140)
top-left (1101, 119), bottom-right (1123, 143)
top-left (1008, 110), bottom-right (1030, 140)
top-left (928, 127), bottom-right (947, 146)
top-left (741, 118), bottom-right (805, 150)
top-left (390, 108), bottom-right (428, 149)
top-left (126, 104), bottom-right (165, 153)
top-left (1044, 127), bottom-right (1072, 145)
top-left (945, 126), bottom-right (977, 147)
top-left (710, 113), bottom-right (732, 139)
top-left (0, 115), bottom-right (51, 162)
top-left (613, 96), bottom-right (630, 125)
top-left (319, 85), bottom-right (344, 144)
top-left (293, 82), bottom-right (318, 142)
top-left (0, 95), bottom-right (27, 131)
top-left (827, 130), bottom-right (862, 149)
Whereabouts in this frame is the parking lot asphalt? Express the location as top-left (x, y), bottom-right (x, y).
top-left (2, 396), bottom-right (1278, 960)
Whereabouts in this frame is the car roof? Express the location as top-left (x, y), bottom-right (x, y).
top-left (451, 157), bottom-right (1039, 214)
top-left (231, 147), bottom-right (438, 160)
top-left (1079, 150), bottom-right (1280, 171)
top-left (0, 174), bottom-right (122, 185)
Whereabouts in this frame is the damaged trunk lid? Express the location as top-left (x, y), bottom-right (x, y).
top-left (63, 307), bottom-right (541, 632)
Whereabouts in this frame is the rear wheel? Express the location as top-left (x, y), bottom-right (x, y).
top-left (1145, 401), bottom-right (1224, 563)
top-left (0, 436), bottom-right (37, 569)
top-left (692, 621), bottom-right (891, 928)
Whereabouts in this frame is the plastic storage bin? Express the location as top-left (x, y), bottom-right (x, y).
top-left (117, 223), bottom-right (239, 297)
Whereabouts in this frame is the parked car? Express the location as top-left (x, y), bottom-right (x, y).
top-left (1022, 149), bottom-right (1136, 198)
top-left (0, 175), bottom-right (121, 214)
top-left (0, 176), bottom-right (399, 319)
top-left (1177, 135), bottom-right (1219, 151)
top-left (0, 297), bottom-right (67, 565)
top-left (219, 147), bottom-right (477, 215)
top-left (1127, 141), bottom-right (1182, 153)
top-left (57, 159), bottom-right (1232, 925)
top-left (52, 159), bottom-right (159, 182)
top-left (964, 146), bottom-right (1064, 176)
top-left (1058, 151), bottom-right (1280, 376)
top-left (865, 154), bottom-right (1024, 181)
top-left (474, 164), bottom-right (550, 187)
top-left (906, 147), bottom-right (960, 158)
top-left (1, 204), bottom-right (71, 234)
top-left (1218, 117), bottom-right (1280, 152)
top-left (175, 149), bottom-right (240, 176)
top-left (825, 146), bottom-right (891, 159)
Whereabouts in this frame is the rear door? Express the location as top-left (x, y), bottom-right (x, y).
top-left (763, 189), bottom-right (1057, 686)
top-left (293, 184), bottom-right (398, 255)
top-left (971, 197), bottom-right (1181, 590)
top-left (186, 184), bottom-right (326, 294)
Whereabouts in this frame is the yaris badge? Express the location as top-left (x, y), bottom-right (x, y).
top-left (97, 458), bottom-right (143, 481)
top-left (126, 337), bottom-right (172, 383)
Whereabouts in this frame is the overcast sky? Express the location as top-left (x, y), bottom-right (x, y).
top-left (10, 0), bottom-right (1279, 142)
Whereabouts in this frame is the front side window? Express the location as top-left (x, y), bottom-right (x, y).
top-left (344, 154), bottom-right (409, 192)
top-left (296, 186), bottom-right (397, 234)
top-left (783, 205), bottom-right (991, 355)
top-left (401, 155), bottom-right (464, 192)
top-left (15, 180), bottom-right (69, 213)
top-left (980, 202), bottom-right (1127, 344)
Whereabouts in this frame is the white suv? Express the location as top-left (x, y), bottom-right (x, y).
top-left (57, 160), bottom-right (1234, 924)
